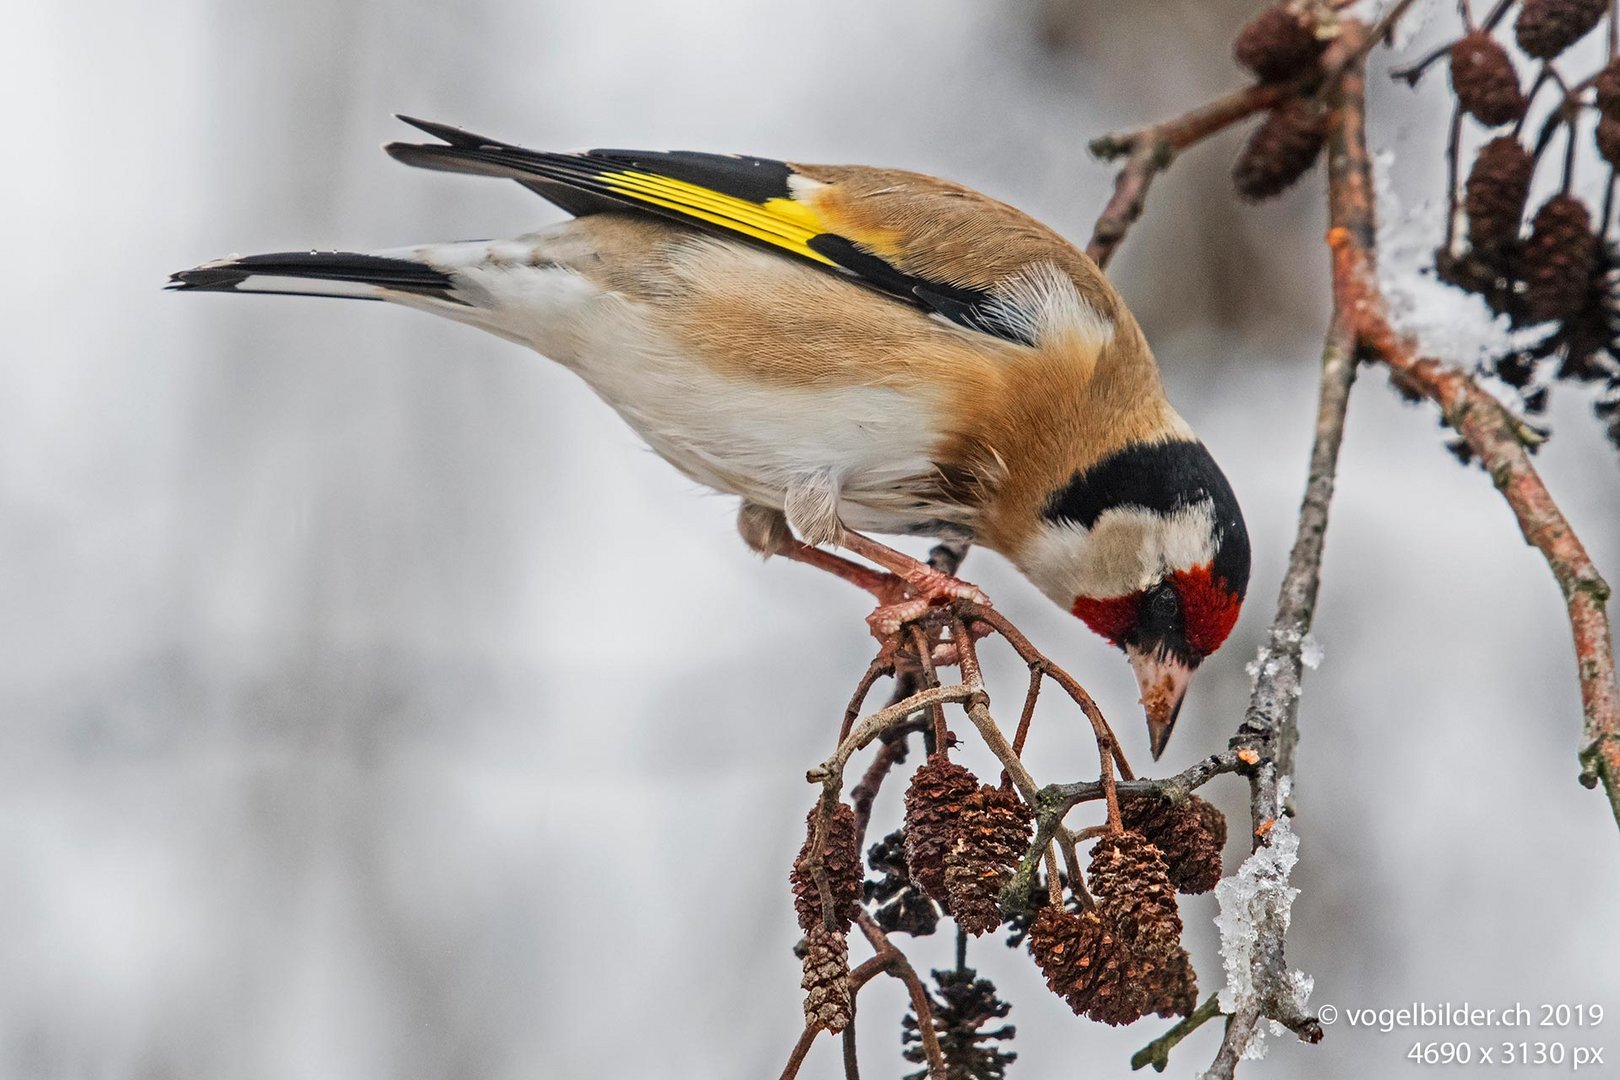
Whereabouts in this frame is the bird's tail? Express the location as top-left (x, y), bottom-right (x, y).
top-left (167, 250), bottom-right (462, 304)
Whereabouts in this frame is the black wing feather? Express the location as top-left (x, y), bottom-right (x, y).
top-left (383, 118), bottom-right (1037, 345)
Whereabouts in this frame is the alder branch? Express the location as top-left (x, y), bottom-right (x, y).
top-left (1087, 81), bottom-right (1292, 269)
top-left (1321, 100), bottom-right (1620, 830)
top-left (1201, 28), bottom-right (1372, 1076)
top-left (1003, 751), bottom-right (1250, 919)
top-left (1132, 992), bottom-right (1226, 1073)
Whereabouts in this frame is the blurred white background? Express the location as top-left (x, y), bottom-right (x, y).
top-left (3, 2), bottom-right (1618, 1078)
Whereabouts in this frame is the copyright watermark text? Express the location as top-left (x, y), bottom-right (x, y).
top-left (1317, 1002), bottom-right (1604, 1032)
top-left (1315, 1003), bottom-right (1607, 1069)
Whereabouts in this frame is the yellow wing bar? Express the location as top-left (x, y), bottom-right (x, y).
top-left (597, 170), bottom-right (835, 265)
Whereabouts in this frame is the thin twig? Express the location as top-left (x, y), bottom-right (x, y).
top-left (856, 912), bottom-right (947, 1080)
top-left (1087, 82), bottom-right (1295, 268)
top-left (842, 1021), bottom-right (861, 1080)
top-left (1132, 992), bottom-right (1226, 1073)
top-left (951, 615), bottom-right (1089, 889)
top-left (1010, 664), bottom-right (1043, 759)
top-left (810, 685), bottom-right (975, 786)
top-left (1205, 24), bottom-right (1374, 1074)
top-left (849, 716), bottom-right (925, 849)
top-left (910, 623), bottom-right (951, 755)
top-left (839, 657), bottom-right (893, 745)
top-left (966, 605), bottom-right (1134, 779)
top-left (778, 1022), bottom-right (821, 1080)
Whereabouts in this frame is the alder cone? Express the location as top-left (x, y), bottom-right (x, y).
top-left (901, 967), bottom-right (1017, 1078)
top-left (1086, 831), bottom-right (1183, 962)
top-left (1118, 794), bottom-right (1228, 895)
top-left (864, 829), bottom-right (941, 937)
top-left (1598, 116), bottom-right (1620, 168)
top-left (800, 923), bottom-right (853, 1033)
top-left (944, 785), bottom-right (1034, 936)
top-left (1463, 136), bottom-right (1534, 256)
top-left (1596, 58), bottom-right (1620, 119)
top-left (790, 802), bottom-right (862, 933)
top-left (1449, 32), bottom-right (1526, 126)
top-left (1522, 194), bottom-right (1600, 322)
top-left (1233, 5), bottom-right (1324, 82)
top-left (1514, 0), bottom-right (1608, 59)
top-left (1144, 946), bottom-right (1200, 1019)
top-left (903, 758), bottom-right (980, 905)
top-left (1026, 906), bottom-right (1153, 1025)
top-left (1232, 100), bottom-right (1326, 201)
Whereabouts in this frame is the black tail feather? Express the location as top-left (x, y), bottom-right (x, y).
top-left (167, 251), bottom-right (456, 300)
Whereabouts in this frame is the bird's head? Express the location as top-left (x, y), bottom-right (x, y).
top-left (1017, 439), bottom-right (1250, 759)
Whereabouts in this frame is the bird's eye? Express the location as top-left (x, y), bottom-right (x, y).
top-left (1149, 586), bottom-right (1179, 619)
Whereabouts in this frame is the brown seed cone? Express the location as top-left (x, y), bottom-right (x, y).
top-left (1596, 59), bottom-right (1620, 119)
top-left (1515, 0), bottom-right (1608, 59)
top-left (944, 785), bottom-right (1035, 936)
top-left (1598, 116), bottom-right (1620, 168)
top-left (903, 758), bottom-right (980, 905)
top-left (1087, 831), bottom-right (1183, 961)
top-left (1435, 248), bottom-right (1518, 316)
top-left (1232, 100), bottom-right (1326, 201)
top-left (1144, 946), bottom-right (1200, 1019)
top-left (1119, 794), bottom-right (1228, 895)
top-left (1449, 32), bottom-right (1526, 127)
top-left (1464, 136), bottom-right (1534, 256)
top-left (1522, 194), bottom-right (1600, 322)
top-left (1026, 905), bottom-right (1154, 1026)
top-left (790, 802), bottom-right (862, 934)
top-left (800, 923), bottom-right (853, 1033)
top-left (1234, 5), bottom-right (1324, 83)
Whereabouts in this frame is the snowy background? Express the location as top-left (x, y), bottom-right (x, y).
top-left (4, 2), bottom-right (1619, 1078)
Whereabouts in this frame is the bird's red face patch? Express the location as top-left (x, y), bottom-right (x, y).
top-left (1071, 591), bottom-right (1140, 647)
top-left (1170, 561), bottom-right (1243, 656)
top-left (1070, 562), bottom-right (1242, 657)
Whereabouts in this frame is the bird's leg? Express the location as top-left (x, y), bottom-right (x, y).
top-left (738, 501), bottom-right (985, 642)
top-left (836, 529), bottom-right (991, 609)
top-left (739, 501), bottom-right (908, 603)
top-left (773, 536), bottom-right (908, 603)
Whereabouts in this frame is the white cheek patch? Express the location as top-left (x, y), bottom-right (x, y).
top-left (1157, 500), bottom-right (1219, 576)
top-left (1019, 500), bottom-right (1217, 606)
top-left (985, 262), bottom-right (1114, 353)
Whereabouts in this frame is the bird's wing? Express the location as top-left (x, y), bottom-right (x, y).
top-left (384, 117), bottom-right (1120, 348)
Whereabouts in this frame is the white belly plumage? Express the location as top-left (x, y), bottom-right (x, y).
top-left (398, 241), bottom-right (970, 539)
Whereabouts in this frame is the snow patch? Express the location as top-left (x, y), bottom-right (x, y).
top-left (1370, 149), bottom-right (1535, 371)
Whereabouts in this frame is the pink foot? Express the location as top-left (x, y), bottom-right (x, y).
top-left (864, 575), bottom-right (991, 640)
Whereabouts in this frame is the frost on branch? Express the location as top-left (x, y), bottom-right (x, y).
top-left (1299, 634), bottom-right (1324, 671)
top-left (1212, 785), bottom-right (1311, 1062)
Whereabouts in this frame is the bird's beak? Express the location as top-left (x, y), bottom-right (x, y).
top-left (1126, 645), bottom-right (1195, 760)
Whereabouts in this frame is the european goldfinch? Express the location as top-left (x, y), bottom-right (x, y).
top-left (170, 117), bottom-right (1251, 758)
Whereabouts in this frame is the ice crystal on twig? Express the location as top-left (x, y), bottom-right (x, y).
top-left (1212, 785), bottom-right (1310, 1061)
